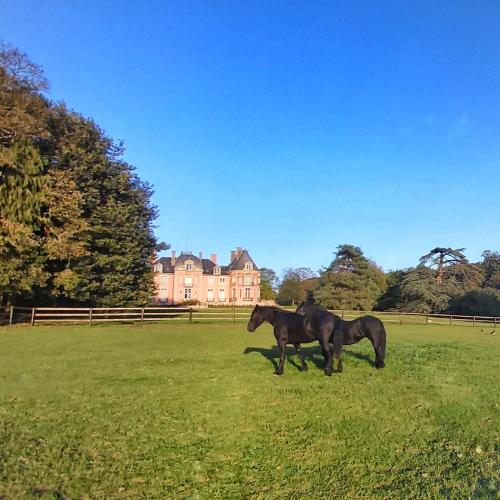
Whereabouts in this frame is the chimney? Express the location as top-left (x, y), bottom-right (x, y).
top-left (210, 253), bottom-right (217, 264)
top-left (171, 250), bottom-right (176, 265)
top-left (199, 251), bottom-right (203, 260)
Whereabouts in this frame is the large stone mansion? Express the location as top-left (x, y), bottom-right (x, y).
top-left (153, 247), bottom-right (261, 305)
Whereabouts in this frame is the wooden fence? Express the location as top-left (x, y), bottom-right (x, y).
top-left (0, 305), bottom-right (498, 328)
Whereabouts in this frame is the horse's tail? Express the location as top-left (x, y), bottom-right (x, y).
top-left (375, 319), bottom-right (387, 369)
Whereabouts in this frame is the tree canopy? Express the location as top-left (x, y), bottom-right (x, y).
top-left (259, 267), bottom-right (277, 300)
top-left (276, 268), bottom-right (316, 306)
top-left (0, 42), bottom-right (161, 306)
top-left (315, 245), bottom-right (387, 310)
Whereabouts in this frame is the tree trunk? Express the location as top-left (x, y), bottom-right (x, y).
top-left (436, 254), bottom-right (445, 284)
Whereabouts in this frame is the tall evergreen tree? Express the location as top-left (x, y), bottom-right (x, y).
top-left (398, 266), bottom-right (462, 313)
top-left (315, 245), bottom-right (387, 310)
top-left (419, 247), bottom-right (469, 284)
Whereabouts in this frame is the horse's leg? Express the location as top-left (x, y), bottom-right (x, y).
top-left (294, 343), bottom-right (308, 371)
top-left (275, 328), bottom-right (287, 375)
top-left (366, 324), bottom-right (386, 369)
top-left (319, 327), bottom-right (334, 376)
top-left (332, 326), bottom-right (343, 372)
top-left (373, 325), bottom-right (387, 369)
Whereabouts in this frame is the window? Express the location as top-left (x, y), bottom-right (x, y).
top-left (160, 276), bottom-right (168, 287)
top-left (213, 266), bottom-right (221, 275)
top-left (218, 289), bottom-right (225, 301)
top-left (220, 277), bottom-right (225, 283)
top-left (238, 276), bottom-right (243, 285)
top-left (244, 275), bottom-right (252, 286)
top-left (245, 262), bottom-right (252, 270)
top-left (208, 277), bottom-right (214, 284)
top-left (207, 289), bottom-right (214, 302)
top-left (184, 277), bottom-right (193, 287)
top-left (186, 261), bottom-right (193, 271)
top-left (154, 263), bottom-right (163, 273)
top-left (232, 288), bottom-right (236, 299)
top-left (244, 288), bottom-right (251, 300)
top-left (184, 288), bottom-right (192, 300)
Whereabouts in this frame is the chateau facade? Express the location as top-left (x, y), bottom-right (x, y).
top-left (153, 247), bottom-right (260, 305)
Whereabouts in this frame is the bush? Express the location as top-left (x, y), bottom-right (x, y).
top-left (451, 288), bottom-right (500, 316)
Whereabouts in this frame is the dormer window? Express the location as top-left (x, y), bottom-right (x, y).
top-left (213, 266), bottom-right (221, 275)
top-left (244, 262), bottom-right (253, 270)
top-left (186, 261), bottom-right (193, 271)
top-left (154, 263), bottom-right (163, 273)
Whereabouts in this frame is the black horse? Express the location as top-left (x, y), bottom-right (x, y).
top-left (296, 301), bottom-right (387, 371)
top-left (246, 305), bottom-right (335, 375)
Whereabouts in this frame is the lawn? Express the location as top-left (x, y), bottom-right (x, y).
top-left (0, 321), bottom-right (498, 498)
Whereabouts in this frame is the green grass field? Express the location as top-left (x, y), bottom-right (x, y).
top-left (0, 321), bottom-right (498, 498)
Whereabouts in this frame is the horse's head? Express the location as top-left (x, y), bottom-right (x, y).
top-left (247, 305), bottom-right (265, 332)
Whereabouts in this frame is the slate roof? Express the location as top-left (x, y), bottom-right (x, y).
top-left (155, 249), bottom-right (257, 274)
top-left (202, 259), bottom-right (215, 274)
top-left (156, 257), bottom-right (174, 273)
top-left (229, 249), bottom-right (259, 271)
top-left (174, 252), bottom-right (203, 270)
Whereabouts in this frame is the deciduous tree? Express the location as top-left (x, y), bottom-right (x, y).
top-left (277, 268), bottom-right (316, 306)
top-left (259, 267), bottom-right (277, 300)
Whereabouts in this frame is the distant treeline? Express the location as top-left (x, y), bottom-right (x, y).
top-left (261, 245), bottom-right (500, 317)
top-left (0, 42), bottom-right (164, 307)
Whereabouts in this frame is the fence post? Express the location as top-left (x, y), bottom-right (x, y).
top-left (233, 305), bottom-right (236, 324)
top-left (141, 307), bottom-right (144, 324)
top-left (426, 314), bottom-right (429, 325)
top-left (89, 308), bottom-right (93, 327)
top-left (9, 306), bottom-right (14, 326)
top-left (473, 316), bottom-right (476, 327)
top-left (189, 307), bottom-right (193, 324)
top-left (495, 317), bottom-right (497, 328)
top-left (341, 309), bottom-right (344, 319)
top-left (449, 315), bottom-right (453, 327)
top-left (399, 311), bottom-right (403, 325)
top-left (31, 307), bottom-right (36, 326)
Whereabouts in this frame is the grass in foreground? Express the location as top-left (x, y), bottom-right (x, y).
top-left (0, 321), bottom-right (499, 498)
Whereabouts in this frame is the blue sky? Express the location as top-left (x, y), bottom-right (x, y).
top-left (2, 1), bottom-right (499, 275)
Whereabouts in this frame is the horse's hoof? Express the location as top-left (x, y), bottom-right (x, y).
top-left (324, 371), bottom-right (332, 377)
top-left (274, 370), bottom-right (283, 376)
top-left (375, 364), bottom-right (385, 369)
top-left (301, 365), bottom-right (308, 372)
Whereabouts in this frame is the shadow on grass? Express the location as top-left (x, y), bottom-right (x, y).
top-left (343, 350), bottom-right (375, 367)
top-left (244, 345), bottom-right (375, 370)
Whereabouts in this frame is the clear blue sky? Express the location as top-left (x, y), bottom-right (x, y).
top-left (2, 1), bottom-right (499, 275)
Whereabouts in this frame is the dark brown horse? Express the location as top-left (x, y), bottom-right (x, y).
top-left (296, 301), bottom-right (387, 372)
top-left (246, 305), bottom-right (335, 375)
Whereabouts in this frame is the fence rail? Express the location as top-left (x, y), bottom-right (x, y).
top-left (0, 305), bottom-right (498, 328)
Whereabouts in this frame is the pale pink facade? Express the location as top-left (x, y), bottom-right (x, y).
top-left (153, 248), bottom-right (261, 305)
